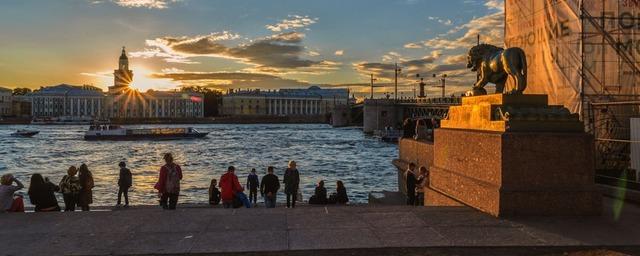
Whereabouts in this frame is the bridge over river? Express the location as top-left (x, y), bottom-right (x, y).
top-left (361, 97), bottom-right (461, 134)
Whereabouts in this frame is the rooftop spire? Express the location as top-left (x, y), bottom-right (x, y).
top-left (120, 46), bottom-right (128, 60)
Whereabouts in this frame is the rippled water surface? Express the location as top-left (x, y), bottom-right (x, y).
top-left (0, 124), bottom-right (398, 206)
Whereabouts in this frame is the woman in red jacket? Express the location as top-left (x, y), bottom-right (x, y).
top-left (154, 153), bottom-right (183, 210)
top-left (219, 166), bottom-right (243, 208)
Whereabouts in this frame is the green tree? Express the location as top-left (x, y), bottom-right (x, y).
top-left (12, 88), bottom-right (32, 95)
top-left (181, 86), bottom-right (223, 117)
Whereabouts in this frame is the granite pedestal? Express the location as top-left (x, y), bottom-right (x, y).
top-left (428, 94), bottom-right (602, 217)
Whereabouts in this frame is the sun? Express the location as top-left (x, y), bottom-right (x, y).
top-left (129, 66), bottom-right (179, 92)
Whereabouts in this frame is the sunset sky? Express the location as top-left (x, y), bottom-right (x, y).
top-left (0, 0), bottom-right (504, 97)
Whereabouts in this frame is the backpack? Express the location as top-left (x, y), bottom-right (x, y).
top-left (59, 175), bottom-right (81, 194)
top-left (164, 164), bottom-right (180, 194)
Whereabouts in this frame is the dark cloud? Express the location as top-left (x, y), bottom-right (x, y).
top-left (150, 71), bottom-right (310, 90)
top-left (353, 56), bottom-right (438, 81)
top-left (168, 37), bottom-right (228, 55)
top-left (402, 57), bottom-right (437, 68)
top-left (133, 31), bottom-right (336, 73)
top-left (151, 72), bottom-right (281, 81)
top-left (424, 63), bottom-right (467, 74)
top-left (228, 33), bottom-right (316, 69)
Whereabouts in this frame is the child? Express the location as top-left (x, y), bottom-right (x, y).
top-left (246, 169), bottom-right (259, 206)
top-left (209, 178), bottom-right (221, 205)
top-left (117, 161), bottom-right (132, 207)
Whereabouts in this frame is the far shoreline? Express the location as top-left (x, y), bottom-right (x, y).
top-left (0, 116), bottom-right (336, 125)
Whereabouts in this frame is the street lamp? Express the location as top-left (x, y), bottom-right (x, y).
top-left (394, 63), bottom-right (402, 102)
top-left (369, 74), bottom-right (380, 99)
top-left (415, 74), bottom-right (427, 98)
top-left (433, 73), bottom-right (447, 98)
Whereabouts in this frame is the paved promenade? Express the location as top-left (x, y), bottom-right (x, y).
top-left (1, 198), bottom-right (639, 256)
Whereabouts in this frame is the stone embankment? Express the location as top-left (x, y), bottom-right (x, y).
top-left (1, 199), bottom-right (639, 256)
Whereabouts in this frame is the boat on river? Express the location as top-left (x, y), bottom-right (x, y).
top-left (11, 129), bottom-right (40, 137)
top-left (372, 129), bottom-right (403, 143)
top-left (84, 125), bottom-right (208, 141)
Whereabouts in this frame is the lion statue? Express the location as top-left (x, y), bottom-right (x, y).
top-left (466, 44), bottom-right (527, 95)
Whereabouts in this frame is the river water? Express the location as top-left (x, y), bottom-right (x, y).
top-left (0, 124), bottom-right (398, 206)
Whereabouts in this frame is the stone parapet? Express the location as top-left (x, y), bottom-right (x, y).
top-left (441, 94), bottom-right (583, 132)
top-left (429, 128), bottom-right (602, 217)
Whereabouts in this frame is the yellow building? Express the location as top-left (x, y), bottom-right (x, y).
top-left (221, 86), bottom-right (349, 116)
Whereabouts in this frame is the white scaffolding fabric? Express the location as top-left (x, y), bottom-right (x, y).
top-left (505, 0), bottom-right (640, 113)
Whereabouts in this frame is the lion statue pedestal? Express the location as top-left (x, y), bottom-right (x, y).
top-left (426, 94), bottom-right (602, 217)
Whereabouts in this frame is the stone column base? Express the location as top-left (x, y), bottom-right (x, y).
top-left (429, 128), bottom-right (602, 217)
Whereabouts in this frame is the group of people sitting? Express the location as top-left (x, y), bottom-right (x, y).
top-left (308, 180), bottom-right (349, 205)
top-left (206, 160), bottom-right (349, 209)
top-left (1, 153), bottom-right (350, 213)
top-left (0, 163), bottom-right (98, 212)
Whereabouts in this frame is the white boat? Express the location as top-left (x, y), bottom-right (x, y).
top-left (84, 125), bottom-right (208, 140)
top-left (373, 129), bottom-right (403, 142)
top-left (11, 129), bottom-right (40, 137)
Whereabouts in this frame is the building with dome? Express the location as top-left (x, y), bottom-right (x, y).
top-left (104, 47), bottom-right (204, 119)
top-left (221, 86), bottom-right (349, 116)
top-left (108, 47), bottom-right (133, 95)
top-left (30, 47), bottom-right (204, 121)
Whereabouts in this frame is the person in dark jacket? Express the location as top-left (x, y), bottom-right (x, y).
top-left (309, 180), bottom-right (328, 205)
top-left (78, 163), bottom-right (95, 211)
top-left (329, 180), bottom-right (349, 204)
top-left (402, 118), bottom-right (416, 138)
top-left (405, 163), bottom-right (417, 206)
top-left (209, 178), bottom-right (221, 205)
top-left (283, 160), bottom-right (300, 208)
top-left (117, 161), bottom-right (132, 207)
top-left (28, 174), bottom-right (60, 212)
top-left (246, 168), bottom-right (259, 206)
top-left (260, 166), bottom-right (280, 208)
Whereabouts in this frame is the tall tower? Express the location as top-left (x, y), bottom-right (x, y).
top-left (109, 47), bottom-right (134, 94)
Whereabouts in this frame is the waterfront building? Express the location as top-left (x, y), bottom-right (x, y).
top-left (105, 47), bottom-right (204, 119)
top-left (0, 87), bottom-right (12, 117)
top-left (221, 86), bottom-right (349, 116)
top-left (12, 95), bottom-right (32, 117)
top-left (30, 84), bottom-right (104, 118)
top-left (27, 47), bottom-right (204, 120)
top-left (108, 47), bottom-right (134, 95)
top-left (105, 90), bottom-right (204, 119)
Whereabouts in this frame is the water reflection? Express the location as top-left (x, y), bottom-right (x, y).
top-left (0, 124), bottom-right (398, 206)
